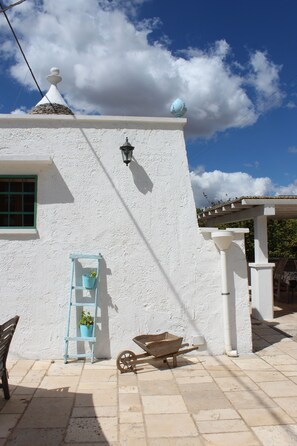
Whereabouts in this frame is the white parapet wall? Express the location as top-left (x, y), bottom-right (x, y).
top-left (0, 114), bottom-right (252, 359)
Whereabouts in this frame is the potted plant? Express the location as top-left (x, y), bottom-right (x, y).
top-left (79, 310), bottom-right (94, 338)
top-left (82, 271), bottom-right (97, 289)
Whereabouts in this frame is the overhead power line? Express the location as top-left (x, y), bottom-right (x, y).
top-left (0, 0), bottom-right (57, 112)
top-left (0, 0), bottom-right (43, 98)
top-left (0, 0), bottom-right (26, 13)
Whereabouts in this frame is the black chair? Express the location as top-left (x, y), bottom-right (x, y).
top-left (0, 316), bottom-right (19, 399)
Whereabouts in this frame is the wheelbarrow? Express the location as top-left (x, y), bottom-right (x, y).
top-left (116, 332), bottom-right (199, 373)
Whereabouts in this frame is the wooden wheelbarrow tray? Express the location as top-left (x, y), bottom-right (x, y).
top-left (116, 332), bottom-right (199, 373)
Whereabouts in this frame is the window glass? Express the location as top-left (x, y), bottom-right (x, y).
top-left (0, 176), bottom-right (37, 228)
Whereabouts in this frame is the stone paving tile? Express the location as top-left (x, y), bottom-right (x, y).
top-left (5, 428), bottom-right (65, 446)
top-left (119, 385), bottom-right (139, 393)
top-left (7, 376), bottom-right (22, 386)
top-left (65, 417), bottom-right (117, 443)
top-left (149, 438), bottom-right (204, 445)
top-left (225, 390), bottom-right (276, 409)
top-left (201, 357), bottom-right (240, 371)
top-left (175, 374), bottom-right (214, 384)
top-left (142, 395), bottom-right (187, 414)
top-left (17, 397), bottom-right (74, 428)
top-left (231, 358), bottom-right (273, 370)
top-left (0, 395), bottom-right (31, 414)
top-left (78, 380), bottom-right (117, 391)
top-left (8, 360), bottom-right (35, 377)
top-left (138, 379), bottom-right (179, 395)
top-left (257, 380), bottom-right (297, 398)
top-left (288, 376), bottom-right (297, 385)
top-left (75, 389), bottom-right (117, 407)
top-left (62, 443), bottom-right (114, 446)
top-left (252, 424), bottom-right (297, 445)
top-left (256, 346), bottom-right (284, 357)
top-left (31, 360), bottom-right (52, 371)
top-left (119, 393), bottom-right (142, 412)
top-left (196, 418), bottom-right (249, 434)
top-left (214, 376), bottom-right (259, 392)
top-left (35, 376), bottom-right (79, 397)
top-left (171, 364), bottom-right (206, 376)
top-left (208, 370), bottom-right (245, 378)
top-left (273, 364), bottom-right (297, 372)
top-left (119, 423), bottom-right (146, 442)
top-left (79, 368), bottom-right (117, 382)
top-left (193, 408), bottom-right (241, 421)
top-left (239, 407), bottom-right (294, 426)
top-left (137, 369), bottom-right (174, 381)
top-left (13, 383), bottom-right (38, 396)
top-left (261, 335), bottom-right (290, 344)
top-left (202, 431), bottom-right (261, 445)
top-left (145, 413), bottom-right (198, 438)
top-left (179, 382), bottom-right (232, 411)
top-left (0, 400), bottom-right (6, 412)
top-left (243, 370), bottom-right (286, 382)
top-left (84, 358), bottom-right (117, 369)
top-left (120, 439), bottom-right (146, 446)
top-left (72, 405), bottom-right (117, 418)
top-left (47, 361), bottom-right (83, 376)
top-left (274, 397), bottom-right (297, 418)
top-left (21, 370), bottom-right (47, 383)
top-left (281, 370), bottom-right (297, 377)
top-left (118, 373), bottom-right (138, 386)
top-left (260, 354), bottom-right (297, 366)
top-left (0, 414), bottom-right (21, 438)
top-left (120, 411), bottom-right (143, 424)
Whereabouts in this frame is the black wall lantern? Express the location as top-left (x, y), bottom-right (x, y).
top-left (120, 137), bottom-right (134, 166)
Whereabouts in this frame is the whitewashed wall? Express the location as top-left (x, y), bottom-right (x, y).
top-left (0, 115), bottom-right (252, 359)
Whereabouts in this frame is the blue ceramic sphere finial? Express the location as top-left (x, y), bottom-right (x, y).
top-left (170, 98), bottom-right (187, 117)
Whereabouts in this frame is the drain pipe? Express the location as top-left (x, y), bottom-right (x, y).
top-left (212, 230), bottom-right (238, 357)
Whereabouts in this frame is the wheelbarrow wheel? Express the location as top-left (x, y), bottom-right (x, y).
top-left (116, 350), bottom-right (136, 373)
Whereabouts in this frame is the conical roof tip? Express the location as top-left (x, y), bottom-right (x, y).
top-left (30, 67), bottom-right (73, 115)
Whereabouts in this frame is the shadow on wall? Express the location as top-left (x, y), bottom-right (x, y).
top-left (130, 157), bottom-right (153, 195)
top-left (38, 162), bottom-right (74, 205)
top-left (95, 257), bottom-right (118, 359)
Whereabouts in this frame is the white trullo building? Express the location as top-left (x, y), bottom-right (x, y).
top-left (0, 68), bottom-right (252, 360)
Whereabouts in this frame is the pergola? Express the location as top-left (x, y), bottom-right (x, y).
top-left (198, 196), bottom-right (297, 320)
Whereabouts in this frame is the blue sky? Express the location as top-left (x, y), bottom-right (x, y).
top-left (0, 0), bottom-right (296, 207)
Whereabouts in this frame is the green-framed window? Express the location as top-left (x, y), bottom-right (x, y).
top-left (0, 176), bottom-right (37, 228)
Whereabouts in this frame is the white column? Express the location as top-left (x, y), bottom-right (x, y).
top-left (250, 215), bottom-right (274, 320)
top-left (254, 215), bottom-right (268, 263)
top-left (212, 230), bottom-right (238, 357)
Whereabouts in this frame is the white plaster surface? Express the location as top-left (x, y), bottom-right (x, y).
top-left (0, 114), bottom-right (252, 359)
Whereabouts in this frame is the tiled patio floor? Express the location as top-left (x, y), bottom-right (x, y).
top-left (2, 307), bottom-right (297, 445)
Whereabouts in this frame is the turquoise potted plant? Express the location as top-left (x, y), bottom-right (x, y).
top-left (79, 310), bottom-right (94, 338)
top-left (82, 271), bottom-right (97, 289)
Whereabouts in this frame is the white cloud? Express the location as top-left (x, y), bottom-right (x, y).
top-left (248, 51), bottom-right (284, 111)
top-left (243, 160), bottom-right (260, 169)
top-left (0, 0), bottom-right (284, 137)
top-left (288, 146), bottom-right (297, 153)
top-left (190, 168), bottom-right (297, 208)
top-left (10, 107), bottom-right (27, 114)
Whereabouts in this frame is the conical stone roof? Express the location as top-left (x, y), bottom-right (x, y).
top-left (30, 67), bottom-right (73, 115)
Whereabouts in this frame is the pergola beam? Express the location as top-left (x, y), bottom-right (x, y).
top-left (203, 205), bottom-right (275, 226)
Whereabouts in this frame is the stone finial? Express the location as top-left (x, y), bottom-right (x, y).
top-left (47, 67), bottom-right (62, 86)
